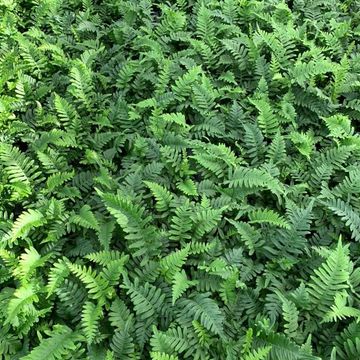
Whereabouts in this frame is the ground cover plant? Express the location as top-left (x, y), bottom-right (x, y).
top-left (1, 0), bottom-right (360, 359)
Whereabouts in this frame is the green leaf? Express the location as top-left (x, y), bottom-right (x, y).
top-left (11, 209), bottom-right (45, 243)
top-left (172, 270), bottom-right (196, 305)
top-left (22, 325), bottom-right (82, 360)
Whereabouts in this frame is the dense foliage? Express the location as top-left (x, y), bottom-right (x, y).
top-left (1, 0), bottom-right (360, 359)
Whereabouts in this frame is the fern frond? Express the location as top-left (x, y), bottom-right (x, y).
top-left (243, 346), bottom-right (272, 360)
top-left (21, 325), bottom-right (82, 360)
top-left (249, 98), bottom-right (279, 137)
top-left (150, 352), bottom-right (179, 360)
top-left (111, 323), bottom-right (136, 360)
top-left (67, 263), bottom-right (110, 302)
top-left (248, 209), bottom-right (290, 229)
top-left (177, 293), bottom-right (225, 336)
top-left (122, 277), bottom-right (165, 322)
top-left (308, 239), bottom-right (351, 316)
top-left (192, 206), bottom-right (225, 239)
top-left (47, 258), bottom-right (70, 297)
top-left (71, 204), bottom-right (100, 231)
top-left (324, 199), bottom-right (360, 241)
top-left (160, 245), bottom-right (190, 282)
top-left (0, 144), bottom-right (42, 188)
top-left (81, 301), bottom-right (102, 344)
top-left (144, 181), bottom-right (174, 212)
top-left (322, 292), bottom-right (360, 323)
top-left (68, 60), bottom-right (93, 110)
top-left (172, 270), bottom-right (196, 305)
top-left (226, 167), bottom-right (284, 195)
top-left (10, 209), bottom-right (45, 243)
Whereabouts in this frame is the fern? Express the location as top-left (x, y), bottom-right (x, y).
top-left (248, 209), bottom-right (290, 229)
top-left (244, 346), bottom-right (272, 360)
top-left (249, 98), bottom-right (279, 137)
top-left (177, 293), bottom-right (225, 336)
top-left (5, 284), bottom-right (39, 327)
top-left (122, 277), bottom-right (165, 322)
top-left (278, 293), bottom-right (299, 338)
top-left (68, 60), bottom-right (93, 110)
top-left (111, 324), bottom-right (137, 360)
top-left (1, 1), bottom-right (360, 358)
top-left (150, 352), bottom-right (179, 360)
top-left (71, 204), bottom-right (100, 231)
top-left (67, 263), bottom-right (110, 302)
top-left (226, 166), bottom-right (284, 195)
top-left (177, 179), bottom-right (198, 196)
top-left (53, 94), bottom-right (79, 129)
top-left (10, 209), bottom-right (45, 243)
top-left (21, 325), bottom-right (82, 360)
top-left (160, 246), bottom-right (190, 282)
top-left (322, 292), bottom-right (360, 323)
top-left (0, 144), bottom-right (42, 188)
top-left (144, 181), bottom-right (174, 212)
top-left (81, 301), bottom-right (102, 344)
top-left (192, 206), bottom-right (225, 239)
top-left (307, 239), bottom-right (352, 316)
top-left (324, 199), bottom-right (360, 241)
top-left (46, 258), bottom-right (70, 297)
top-left (172, 270), bottom-right (196, 305)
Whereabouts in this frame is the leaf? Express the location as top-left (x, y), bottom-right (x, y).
top-left (21, 325), bottom-right (82, 360)
top-left (144, 181), bottom-right (174, 212)
top-left (11, 209), bottom-right (45, 243)
top-left (248, 209), bottom-right (290, 229)
top-left (68, 263), bottom-right (110, 302)
top-left (308, 239), bottom-right (351, 316)
top-left (177, 293), bottom-right (225, 336)
top-left (81, 301), bottom-right (103, 344)
top-left (13, 247), bottom-right (48, 282)
top-left (71, 204), bottom-right (100, 231)
top-left (226, 166), bottom-right (284, 195)
top-left (5, 284), bottom-right (39, 327)
top-left (177, 179), bottom-right (198, 196)
top-left (172, 270), bottom-right (196, 305)
top-left (324, 199), bottom-right (360, 241)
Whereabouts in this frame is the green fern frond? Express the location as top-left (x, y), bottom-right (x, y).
top-left (10, 209), bottom-right (45, 243)
top-left (324, 199), bottom-right (360, 241)
top-left (177, 179), bottom-right (198, 196)
top-left (122, 276), bottom-right (165, 322)
top-left (5, 284), bottom-right (39, 327)
top-left (308, 239), bottom-right (351, 316)
top-left (172, 270), bottom-right (196, 305)
top-left (67, 263), bottom-right (110, 302)
top-left (81, 301), bottom-right (103, 344)
top-left (150, 352), bottom-right (179, 360)
top-left (248, 209), bottom-right (290, 229)
top-left (71, 204), bottom-right (100, 231)
top-left (249, 98), bottom-right (279, 137)
top-left (192, 206), bottom-right (225, 239)
top-left (322, 292), bottom-right (360, 323)
top-left (243, 346), bottom-right (272, 360)
top-left (111, 323), bottom-right (137, 360)
top-left (0, 144), bottom-right (42, 188)
top-left (21, 325), bottom-right (82, 360)
top-left (47, 258), bottom-right (70, 298)
top-left (160, 245), bottom-right (190, 282)
top-left (177, 293), bottom-right (225, 336)
top-left (226, 167), bottom-right (284, 195)
top-left (144, 181), bottom-right (174, 212)
top-left (53, 93), bottom-right (80, 129)
top-left (68, 60), bottom-right (93, 110)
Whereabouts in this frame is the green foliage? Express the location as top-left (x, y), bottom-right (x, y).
top-left (22, 325), bottom-right (83, 360)
top-left (307, 239), bottom-right (352, 317)
top-left (1, 0), bottom-right (360, 358)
